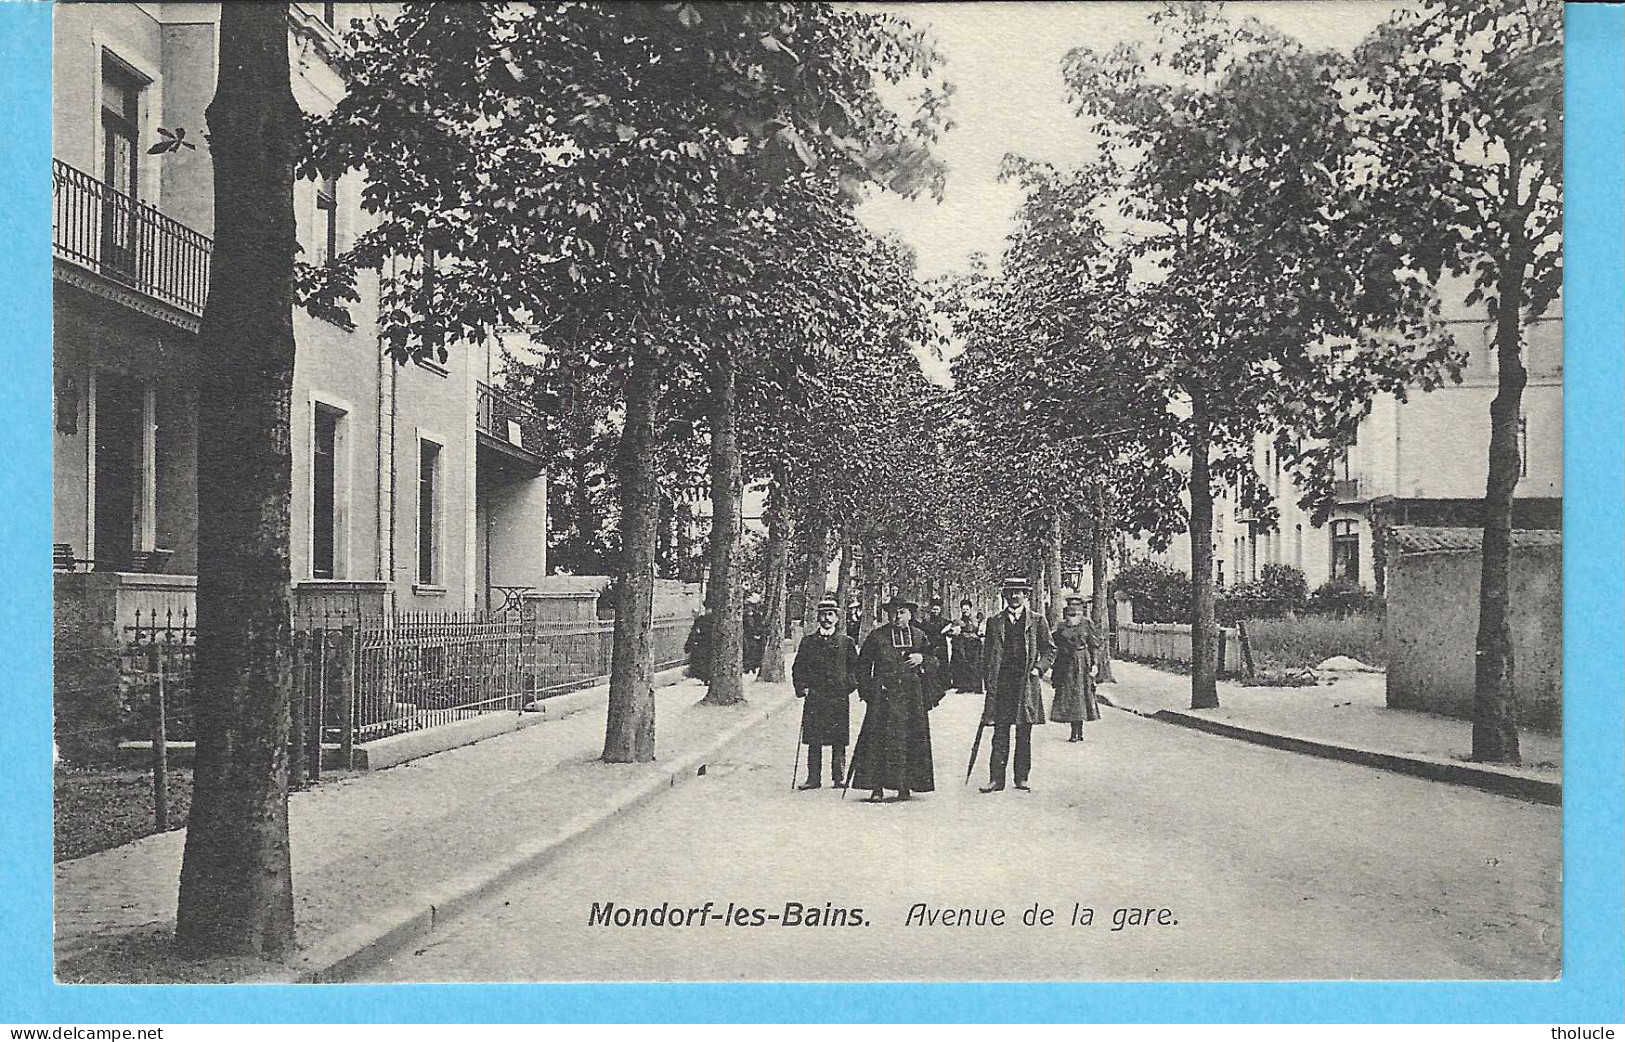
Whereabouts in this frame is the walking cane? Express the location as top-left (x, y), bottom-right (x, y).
top-left (790, 714), bottom-right (804, 791)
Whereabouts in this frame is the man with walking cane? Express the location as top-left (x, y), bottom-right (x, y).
top-left (975, 577), bottom-right (1054, 793)
top-left (791, 598), bottom-right (859, 790)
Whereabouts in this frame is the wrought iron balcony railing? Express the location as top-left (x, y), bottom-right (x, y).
top-left (52, 158), bottom-right (213, 317)
top-left (1334, 477), bottom-right (1363, 502)
top-left (476, 380), bottom-right (548, 461)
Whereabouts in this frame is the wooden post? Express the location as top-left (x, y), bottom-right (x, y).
top-left (148, 644), bottom-right (169, 834)
top-left (339, 625), bottom-right (356, 769)
top-left (1236, 619), bottom-right (1256, 678)
top-left (290, 632), bottom-right (307, 790)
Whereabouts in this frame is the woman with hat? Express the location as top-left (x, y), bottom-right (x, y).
top-left (849, 599), bottom-right (939, 802)
top-left (1049, 591), bottom-right (1101, 742)
top-left (791, 598), bottom-right (860, 789)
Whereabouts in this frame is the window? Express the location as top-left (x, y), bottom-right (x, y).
top-left (322, 2), bottom-right (336, 26)
top-left (1294, 524), bottom-right (1303, 571)
top-left (100, 55), bottom-right (143, 275)
top-left (1331, 520), bottom-right (1360, 583)
top-left (1518, 416), bottom-right (1529, 478)
top-left (316, 175), bottom-right (338, 265)
top-left (313, 407), bottom-right (341, 578)
top-left (418, 439), bottom-right (442, 585)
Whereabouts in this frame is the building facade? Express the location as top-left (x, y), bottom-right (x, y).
top-left (51, 1), bottom-right (550, 636)
top-left (1139, 274), bottom-right (1562, 593)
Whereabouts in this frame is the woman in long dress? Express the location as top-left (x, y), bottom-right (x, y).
top-left (1049, 596), bottom-right (1100, 742)
top-left (948, 600), bottom-right (982, 692)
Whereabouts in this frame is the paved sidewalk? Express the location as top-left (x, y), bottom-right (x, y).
top-left (54, 673), bottom-right (796, 984)
top-left (1099, 659), bottom-right (1561, 801)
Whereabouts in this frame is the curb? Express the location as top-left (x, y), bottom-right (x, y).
top-left (279, 688), bottom-right (798, 983)
top-left (1104, 696), bottom-right (1560, 805)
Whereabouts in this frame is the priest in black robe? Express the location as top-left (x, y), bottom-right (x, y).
top-left (792, 598), bottom-right (859, 790)
top-left (849, 600), bottom-right (940, 802)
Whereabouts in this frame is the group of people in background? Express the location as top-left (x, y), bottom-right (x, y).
top-left (791, 577), bottom-right (1103, 803)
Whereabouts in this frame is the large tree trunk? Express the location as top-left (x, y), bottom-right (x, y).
top-left (175, 1), bottom-right (299, 959)
top-left (1472, 256), bottom-right (1528, 764)
top-left (701, 354), bottom-right (745, 704)
top-left (757, 462), bottom-right (791, 683)
top-left (603, 340), bottom-right (660, 762)
top-left (1093, 486), bottom-right (1116, 683)
top-left (1188, 395), bottom-right (1220, 709)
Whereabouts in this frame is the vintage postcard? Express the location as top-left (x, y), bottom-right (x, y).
top-left (19, 0), bottom-right (1620, 1019)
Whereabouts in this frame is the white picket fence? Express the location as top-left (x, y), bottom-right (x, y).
top-left (1115, 621), bottom-right (1244, 674)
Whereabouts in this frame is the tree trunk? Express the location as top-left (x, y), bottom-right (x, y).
top-left (1046, 510), bottom-right (1065, 623)
top-left (1093, 486), bottom-right (1116, 683)
top-left (1188, 395), bottom-right (1220, 709)
top-left (603, 340), bottom-right (661, 763)
top-left (836, 534), bottom-right (854, 629)
top-left (757, 462), bottom-right (791, 683)
top-left (1027, 546), bottom-right (1044, 620)
top-left (701, 354), bottom-right (745, 705)
top-left (175, 1), bottom-right (299, 959)
top-left (860, 541), bottom-right (880, 640)
top-left (1472, 257), bottom-right (1527, 764)
top-left (800, 508), bottom-right (831, 628)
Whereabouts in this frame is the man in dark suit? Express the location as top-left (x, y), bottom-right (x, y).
top-left (979, 577), bottom-right (1054, 792)
top-left (792, 598), bottom-right (859, 790)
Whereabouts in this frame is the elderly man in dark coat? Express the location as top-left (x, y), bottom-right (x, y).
top-left (849, 600), bottom-right (940, 802)
top-left (792, 598), bottom-right (860, 790)
top-left (980, 577), bottom-right (1055, 792)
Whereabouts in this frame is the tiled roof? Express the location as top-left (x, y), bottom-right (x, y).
top-left (1388, 525), bottom-right (1562, 553)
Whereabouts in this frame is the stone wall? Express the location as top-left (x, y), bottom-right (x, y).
top-left (1385, 527), bottom-right (1562, 732)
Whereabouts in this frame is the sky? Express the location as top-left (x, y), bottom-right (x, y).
top-left (855, 1), bottom-right (1404, 283)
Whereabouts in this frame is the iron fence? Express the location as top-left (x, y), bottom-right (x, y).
top-left (52, 158), bottom-right (213, 316)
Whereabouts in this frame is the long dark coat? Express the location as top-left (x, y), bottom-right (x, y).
top-left (792, 629), bottom-right (859, 745)
top-left (850, 623), bottom-right (939, 793)
top-left (742, 605), bottom-right (767, 673)
top-left (948, 616), bottom-right (982, 691)
top-left (1049, 619), bottom-right (1100, 723)
top-left (981, 609), bottom-right (1055, 725)
top-left (684, 612), bottom-right (714, 684)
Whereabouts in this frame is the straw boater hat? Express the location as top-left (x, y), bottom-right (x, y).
top-left (1001, 577), bottom-right (1031, 594)
top-left (816, 597), bottom-right (840, 613)
top-left (1063, 588), bottom-right (1087, 605)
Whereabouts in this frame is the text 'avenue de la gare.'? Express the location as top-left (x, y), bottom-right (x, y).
top-left (586, 901), bottom-right (1180, 930)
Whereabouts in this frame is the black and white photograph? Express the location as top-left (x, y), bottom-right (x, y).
top-left (48, 0), bottom-right (1564, 986)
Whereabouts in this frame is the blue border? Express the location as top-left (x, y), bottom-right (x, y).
top-left (2, 1), bottom-right (1620, 1024)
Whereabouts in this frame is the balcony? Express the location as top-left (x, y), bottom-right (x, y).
top-left (476, 380), bottom-right (547, 471)
top-left (52, 158), bottom-right (213, 329)
top-left (1335, 477), bottom-right (1364, 503)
